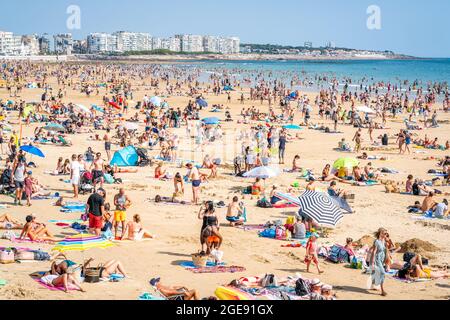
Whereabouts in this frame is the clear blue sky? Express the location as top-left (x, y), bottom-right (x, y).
top-left (1, 0), bottom-right (449, 57)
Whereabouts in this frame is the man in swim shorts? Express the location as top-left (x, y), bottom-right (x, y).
top-left (186, 163), bottom-right (201, 205)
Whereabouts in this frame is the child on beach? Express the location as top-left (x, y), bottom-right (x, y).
top-left (305, 233), bottom-right (323, 274)
top-left (24, 171), bottom-right (33, 207)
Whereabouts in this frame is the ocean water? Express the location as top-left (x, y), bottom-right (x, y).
top-left (187, 58), bottom-right (450, 86)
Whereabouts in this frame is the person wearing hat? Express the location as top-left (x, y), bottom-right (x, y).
top-left (321, 284), bottom-right (335, 300)
top-left (149, 277), bottom-right (199, 300)
top-left (309, 278), bottom-right (325, 300)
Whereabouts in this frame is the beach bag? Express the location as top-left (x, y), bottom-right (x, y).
top-left (257, 198), bottom-right (272, 208)
top-left (328, 245), bottom-right (349, 263)
top-left (295, 278), bottom-right (310, 296)
top-left (261, 274), bottom-right (278, 287)
top-left (0, 249), bottom-right (14, 264)
top-left (259, 228), bottom-right (276, 239)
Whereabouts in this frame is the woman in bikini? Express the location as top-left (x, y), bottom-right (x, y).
top-left (19, 215), bottom-right (59, 242)
top-left (121, 214), bottom-right (154, 241)
top-left (321, 164), bottom-right (344, 182)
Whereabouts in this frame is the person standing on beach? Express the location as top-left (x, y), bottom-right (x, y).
top-left (86, 188), bottom-right (106, 236)
top-left (92, 152), bottom-right (105, 191)
top-left (113, 188), bottom-right (132, 240)
top-left (278, 130), bottom-right (287, 164)
top-left (70, 154), bottom-right (81, 199)
top-left (369, 228), bottom-right (388, 296)
top-left (12, 156), bottom-right (26, 206)
top-left (352, 129), bottom-right (362, 154)
top-left (104, 129), bottom-right (112, 161)
top-left (186, 163), bottom-right (201, 205)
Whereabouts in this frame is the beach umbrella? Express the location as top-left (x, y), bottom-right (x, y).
top-left (52, 233), bottom-right (114, 253)
top-left (297, 190), bottom-right (343, 228)
top-left (356, 106), bottom-right (376, 114)
top-left (124, 122), bottom-right (139, 131)
top-left (243, 166), bottom-right (280, 179)
top-left (150, 96), bottom-right (162, 107)
top-left (109, 101), bottom-right (121, 110)
top-left (202, 117), bottom-right (220, 125)
top-left (196, 98), bottom-right (208, 108)
top-left (282, 124), bottom-right (303, 130)
top-left (44, 123), bottom-right (66, 132)
top-left (20, 145), bottom-right (45, 158)
top-left (75, 104), bottom-right (92, 114)
top-left (333, 157), bottom-right (359, 170)
top-left (274, 191), bottom-right (301, 206)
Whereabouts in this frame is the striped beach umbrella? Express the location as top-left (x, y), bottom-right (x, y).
top-left (297, 190), bottom-right (343, 228)
top-left (52, 234), bottom-right (114, 253)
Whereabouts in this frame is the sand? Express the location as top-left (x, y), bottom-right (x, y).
top-left (0, 62), bottom-right (449, 300)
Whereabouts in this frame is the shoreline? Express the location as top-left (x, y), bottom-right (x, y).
top-left (0, 53), bottom-right (428, 63)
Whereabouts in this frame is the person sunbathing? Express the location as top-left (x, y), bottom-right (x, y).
top-left (150, 277), bottom-right (199, 300)
top-left (321, 164), bottom-right (344, 182)
top-left (12, 248), bottom-right (64, 262)
top-left (112, 164), bottom-right (138, 174)
top-left (0, 214), bottom-right (23, 229)
top-left (121, 214), bottom-right (154, 241)
top-left (38, 273), bottom-right (85, 293)
top-left (352, 166), bottom-right (367, 182)
top-left (421, 192), bottom-right (437, 213)
top-left (401, 264), bottom-right (449, 280)
top-left (19, 215), bottom-right (59, 242)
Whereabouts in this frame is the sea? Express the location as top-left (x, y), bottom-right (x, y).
top-left (179, 58), bottom-right (450, 92)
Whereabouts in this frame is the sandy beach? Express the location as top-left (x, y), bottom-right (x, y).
top-left (0, 60), bottom-right (449, 301)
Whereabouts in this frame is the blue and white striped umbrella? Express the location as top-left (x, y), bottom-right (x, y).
top-left (297, 190), bottom-right (343, 228)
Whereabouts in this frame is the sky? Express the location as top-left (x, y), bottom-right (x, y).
top-left (1, 0), bottom-right (449, 57)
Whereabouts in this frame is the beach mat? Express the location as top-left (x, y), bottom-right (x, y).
top-left (189, 265), bottom-right (246, 274)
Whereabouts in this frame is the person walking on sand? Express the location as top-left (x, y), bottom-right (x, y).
top-left (186, 162), bottom-right (201, 205)
top-left (86, 188), bottom-right (106, 236)
top-left (305, 233), bottom-right (323, 274)
top-left (104, 128), bottom-right (112, 162)
top-left (369, 228), bottom-right (388, 296)
top-left (70, 154), bottom-right (81, 199)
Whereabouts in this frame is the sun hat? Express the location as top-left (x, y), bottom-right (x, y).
top-left (322, 284), bottom-right (332, 291)
top-left (311, 279), bottom-right (322, 287)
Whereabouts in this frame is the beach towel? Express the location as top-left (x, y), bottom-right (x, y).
top-left (0, 279), bottom-right (7, 286)
top-left (138, 293), bottom-right (165, 300)
top-left (189, 266), bottom-right (246, 274)
top-left (272, 203), bottom-right (299, 209)
top-left (49, 219), bottom-right (83, 224)
top-left (236, 224), bottom-right (265, 231)
top-left (12, 238), bottom-right (54, 245)
top-left (31, 271), bottom-right (77, 291)
top-left (179, 261), bottom-right (226, 269)
top-left (281, 239), bottom-right (308, 248)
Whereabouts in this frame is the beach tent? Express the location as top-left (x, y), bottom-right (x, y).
top-left (223, 86), bottom-right (234, 91)
top-left (110, 146), bottom-right (139, 167)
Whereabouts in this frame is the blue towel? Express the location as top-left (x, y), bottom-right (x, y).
top-left (179, 261), bottom-right (226, 269)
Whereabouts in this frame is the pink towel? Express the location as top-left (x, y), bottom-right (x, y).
top-left (33, 278), bottom-right (78, 291)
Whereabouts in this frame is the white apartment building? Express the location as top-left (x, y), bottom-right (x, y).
top-left (54, 33), bottom-right (73, 55)
top-left (217, 37), bottom-right (240, 54)
top-left (203, 36), bottom-right (219, 53)
top-left (176, 34), bottom-right (204, 53)
top-left (114, 31), bottom-right (152, 52)
top-left (151, 37), bottom-right (162, 50)
top-left (87, 33), bottom-right (118, 53)
top-left (0, 31), bottom-right (22, 55)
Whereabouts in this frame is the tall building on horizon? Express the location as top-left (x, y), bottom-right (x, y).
top-left (0, 31), bottom-right (22, 55)
top-left (54, 33), bottom-right (73, 55)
